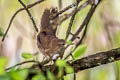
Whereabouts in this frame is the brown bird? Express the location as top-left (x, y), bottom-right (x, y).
top-left (37, 8), bottom-right (65, 59)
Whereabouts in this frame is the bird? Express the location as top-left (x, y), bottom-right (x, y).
top-left (37, 8), bottom-right (65, 60)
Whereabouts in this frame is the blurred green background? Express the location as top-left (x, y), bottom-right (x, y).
top-left (0, 0), bottom-right (120, 80)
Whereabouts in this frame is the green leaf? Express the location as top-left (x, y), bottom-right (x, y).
top-left (73, 44), bottom-right (87, 59)
top-left (22, 53), bottom-right (33, 59)
top-left (18, 69), bottom-right (29, 80)
top-left (65, 66), bottom-right (74, 74)
top-left (9, 69), bottom-right (28, 80)
top-left (56, 60), bottom-right (66, 68)
top-left (47, 70), bottom-right (55, 80)
top-left (9, 70), bottom-right (23, 80)
top-left (9, 67), bottom-right (16, 72)
top-left (0, 74), bottom-right (11, 80)
top-left (32, 74), bottom-right (46, 80)
top-left (0, 57), bottom-right (8, 75)
top-left (66, 40), bottom-right (73, 45)
top-left (32, 70), bottom-right (46, 80)
top-left (64, 76), bottom-right (67, 80)
top-left (57, 68), bottom-right (63, 79)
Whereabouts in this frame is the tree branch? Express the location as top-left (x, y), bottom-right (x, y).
top-left (6, 60), bottom-right (39, 71)
top-left (71, 48), bottom-right (120, 72)
top-left (18, 0), bottom-right (38, 32)
top-left (40, 47), bottom-right (120, 74)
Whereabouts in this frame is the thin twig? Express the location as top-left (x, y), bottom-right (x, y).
top-left (56, 1), bottom-right (89, 28)
top-left (77, 22), bottom-right (88, 46)
top-left (61, 2), bottom-right (89, 58)
top-left (74, 73), bottom-right (76, 80)
top-left (65, 3), bottom-right (78, 40)
top-left (75, 1), bottom-right (102, 47)
top-left (6, 60), bottom-right (39, 71)
top-left (2, 0), bottom-right (45, 41)
top-left (70, 0), bottom-right (102, 41)
top-left (52, 0), bottom-right (83, 19)
top-left (18, 0), bottom-right (38, 32)
top-left (71, 5), bottom-right (96, 41)
top-left (52, 3), bottom-right (77, 19)
top-left (64, 1), bottom-right (101, 60)
top-left (64, 6), bottom-right (95, 60)
top-left (71, 0), bottom-right (101, 41)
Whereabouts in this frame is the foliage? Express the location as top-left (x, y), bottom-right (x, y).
top-left (0, 57), bottom-right (28, 80)
top-left (0, 57), bottom-right (8, 75)
top-left (73, 44), bottom-right (87, 59)
top-left (0, 57), bottom-right (74, 80)
top-left (22, 53), bottom-right (34, 60)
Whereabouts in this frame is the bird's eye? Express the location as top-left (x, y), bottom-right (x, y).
top-left (62, 42), bottom-right (65, 45)
top-left (42, 31), bottom-right (47, 35)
